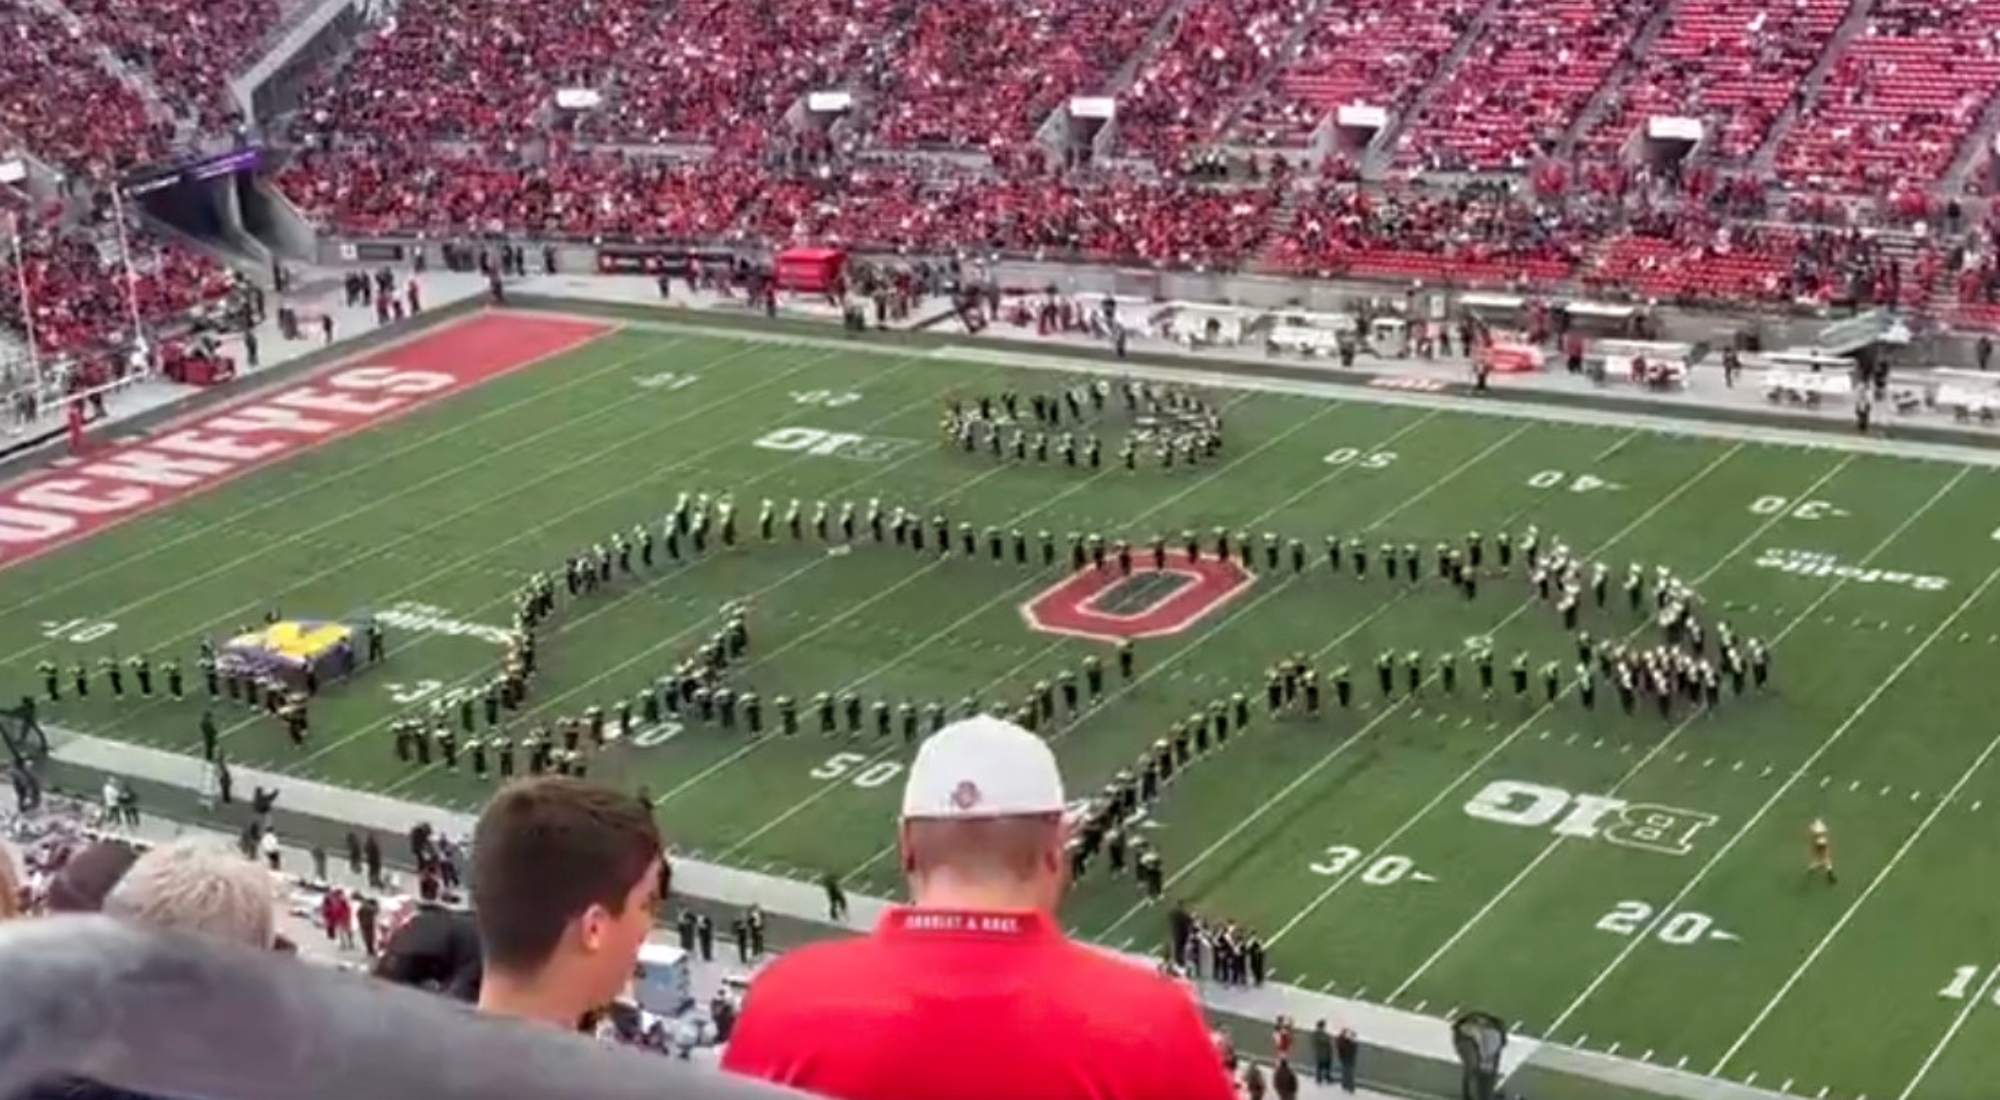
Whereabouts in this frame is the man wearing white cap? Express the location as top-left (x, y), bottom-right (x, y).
top-left (724, 716), bottom-right (1234, 1100)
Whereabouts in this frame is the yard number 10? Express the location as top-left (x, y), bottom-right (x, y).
top-left (1939, 965), bottom-right (2000, 1004)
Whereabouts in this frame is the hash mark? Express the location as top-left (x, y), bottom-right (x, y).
top-left (1850, 780), bottom-right (1861, 792)
top-left (1817, 1089), bottom-right (1830, 1099)
top-left (1703, 757), bottom-right (1715, 768)
top-left (1412, 1000), bottom-right (1426, 1013)
top-left (1320, 979), bottom-right (1337, 992)
top-left (1352, 986), bottom-right (1368, 999)
top-left (1640, 1050), bottom-right (1653, 1062)
top-left (1743, 1073), bottom-right (1758, 1087)
top-left (1820, 775), bottom-right (1831, 787)
top-left (1781, 1079), bottom-right (1794, 1093)
top-left (1732, 760), bottom-right (1744, 772)
top-left (1675, 1057), bottom-right (1689, 1070)
top-left (1565, 732), bottom-right (1579, 745)
top-left (1592, 738), bottom-right (1603, 749)
top-left (1116, 936), bottom-right (1135, 950)
top-left (1879, 786), bottom-right (1892, 797)
top-left (1605, 1042), bottom-right (1620, 1056)
top-left (1539, 730), bottom-right (1551, 740)
top-left (1575, 1034), bottom-right (1589, 1049)
top-left (1675, 751), bottom-right (1688, 763)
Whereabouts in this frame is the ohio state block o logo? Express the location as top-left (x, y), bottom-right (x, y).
top-left (1022, 552), bottom-right (1256, 641)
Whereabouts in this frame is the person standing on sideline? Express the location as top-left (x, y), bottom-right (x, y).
top-left (1336, 1027), bottom-right (1360, 1093)
top-left (1273, 1059), bottom-right (1299, 1100)
top-left (724, 716), bottom-right (1234, 1100)
top-left (1311, 1020), bottom-right (1335, 1086)
top-left (469, 776), bottom-right (665, 1030)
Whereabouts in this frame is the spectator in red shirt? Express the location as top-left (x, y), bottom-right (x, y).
top-left (723, 715), bottom-right (1235, 1100)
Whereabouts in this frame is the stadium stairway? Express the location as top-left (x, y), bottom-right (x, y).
top-left (1552, 0), bottom-right (1684, 161)
top-left (1207, 0), bottom-right (1336, 145)
top-left (1359, 0), bottom-right (1506, 179)
top-left (1101, 0), bottom-right (1204, 97)
top-left (1744, 0), bottom-right (1879, 173)
top-left (1941, 89), bottom-right (2000, 194)
top-left (22, 0), bottom-right (180, 131)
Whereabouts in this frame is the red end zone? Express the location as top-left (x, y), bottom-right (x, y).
top-left (0, 312), bottom-right (613, 570)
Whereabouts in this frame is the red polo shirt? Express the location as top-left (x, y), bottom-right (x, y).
top-left (723, 907), bottom-right (1235, 1100)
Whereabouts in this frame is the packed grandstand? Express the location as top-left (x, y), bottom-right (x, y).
top-left (5, 0), bottom-right (2000, 392)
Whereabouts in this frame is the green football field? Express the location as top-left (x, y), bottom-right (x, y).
top-left (8, 312), bottom-right (2000, 1100)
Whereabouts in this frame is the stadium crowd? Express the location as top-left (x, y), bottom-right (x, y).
top-left (6, 0), bottom-right (2000, 414)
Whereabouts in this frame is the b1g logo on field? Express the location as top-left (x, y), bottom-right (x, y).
top-left (753, 426), bottom-right (920, 464)
top-left (1022, 553), bottom-right (1254, 642)
top-left (1464, 779), bottom-right (1718, 857)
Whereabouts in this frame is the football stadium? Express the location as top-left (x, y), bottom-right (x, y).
top-left (5, 0), bottom-right (2000, 1098)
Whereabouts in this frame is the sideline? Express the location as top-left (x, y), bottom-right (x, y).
top-left (513, 291), bottom-right (2000, 467)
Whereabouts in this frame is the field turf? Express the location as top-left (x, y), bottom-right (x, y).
top-left (8, 312), bottom-right (2000, 1100)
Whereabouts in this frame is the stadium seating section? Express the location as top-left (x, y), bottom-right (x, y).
top-left (10, 0), bottom-right (2000, 372)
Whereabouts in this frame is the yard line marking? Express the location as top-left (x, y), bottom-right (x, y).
top-left (751, 412), bottom-right (1535, 863)
top-left (1395, 463), bottom-right (1962, 1007)
top-left (360, 402), bottom-right (1058, 786)
top-left (279, 354), bottom-right (998, 773)
top-left (189, 347), bottom-right (938, 752)
top-left (1098, 440), bottom-right (1764, 942)
top-left (44, 337), bottom-right (820, 682)
top-left (658, 394), bottom-right (1394, 820)
top-left (824, 417), bottom-right (1542, 878)
top-left (1546, 554), bottom-right (1999, 1041)
top-left (1710, 729), bottom-right (2000, 1075)
top-left (98, 342), bottom-right (858, 743)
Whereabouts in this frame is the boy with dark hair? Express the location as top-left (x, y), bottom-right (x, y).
top-left (471, 777), bottom-right (667, 1030)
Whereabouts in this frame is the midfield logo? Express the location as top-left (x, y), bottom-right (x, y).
top-left (1463, 779), bottom-right (1718, 857)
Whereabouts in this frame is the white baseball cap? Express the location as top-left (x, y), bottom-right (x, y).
top-left (900, 715), bottom-right (1067, 820)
